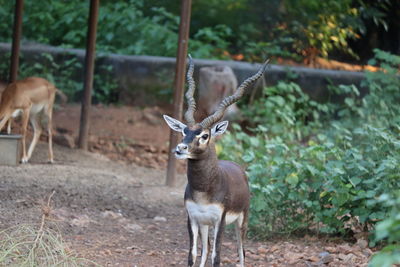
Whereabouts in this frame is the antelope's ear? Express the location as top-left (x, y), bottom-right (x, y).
top-left (211, 121), bottom-right (229, 137)
top-left (163, 115), bottom-right (187, 132)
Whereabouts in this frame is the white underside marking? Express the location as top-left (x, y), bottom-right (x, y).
top-left (186, 201), bottom-right (223, 226)
top-left (12, 109), bottom-right (22, 118)
top-left (11, 103), bottom-right (46, 119)
top-left (30, 103), bottom-right (46, 115)
top-left (186, 201), bottom-right (242, 226)
top-left (225, 212), bottom-right (243, 225)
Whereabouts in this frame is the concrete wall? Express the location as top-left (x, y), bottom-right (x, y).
top-left (0, 43), bottom-right (366, 105)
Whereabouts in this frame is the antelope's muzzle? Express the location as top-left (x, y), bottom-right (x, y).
top-left (175, 143), bottom-right (189, 159)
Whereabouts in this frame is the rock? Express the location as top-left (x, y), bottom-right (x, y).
top-left (308, 255), bottom-right (320, 262)
top-left (325, 246), bottom-right (338, 253)
top-left (248, 253), bottom-right (263, 260)
top-left (125, 223), bottom-right (143, 233)
top-left (319, 251), bottom-right (330, 258)
top-left (197, 65), bottom-right (240, 121)
top-left (147, 224), bottom-right (158, 231)
top-left (270, 245), bottom-right (280, 252)
top-left (318, 252), bottom-right (334, 264)
top-left (356, 239), bottom-right (368, 249)
top-left (146, 250), bottom-right (157, 256)
top-left (101, 210), bottom-right (123, 219)
top-left (338, 244), bottom-right (352, 254)
top-left (284, 252), bottom-right (303, 264)
top-left (257, 246), bottom-right (269, 255)
top-left (53, 133), bottom-right (75, 148)
top-left (362, 248), bottom-right (373, 257)
top-left (222, 257), bottom-right (233, 264)
top-left (153, 216), bottom-right (167, 222)
top-left (144, 145), bottom-right (158, 153)
top-left (70, 214), bottom-right (92, 227)
top-left (343, 253), bottom-right (356, 263)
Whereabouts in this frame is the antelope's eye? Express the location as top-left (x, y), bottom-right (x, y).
top-left (201, 134), bottom-right (209, 140)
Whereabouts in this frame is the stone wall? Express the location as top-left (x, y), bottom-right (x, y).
top-left (0, 43), bottom-right (366, 105)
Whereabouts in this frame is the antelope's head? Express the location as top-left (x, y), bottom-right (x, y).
top-left (163, 55), bottom-right (269, 160)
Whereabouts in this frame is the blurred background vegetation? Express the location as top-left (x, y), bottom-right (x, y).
top-left (0, 0), bottom-right (398, 63)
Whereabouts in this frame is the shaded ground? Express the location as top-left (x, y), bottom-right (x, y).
top-left (0, 105), bottom-right (373, 266)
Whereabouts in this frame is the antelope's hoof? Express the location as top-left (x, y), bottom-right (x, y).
top-left (47, 159), bottom-right (54, 164)
top-left (20, 158), bottom-right (29, 164)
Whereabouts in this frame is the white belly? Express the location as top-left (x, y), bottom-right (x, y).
top-left (186, 201), bottom-right (223, 226)
top-left (185, 201), bottom-right (242, 226)
top-left (30, 103), bottom-right (46, 115)
top-left (11, 103), bottom-right (46, 118)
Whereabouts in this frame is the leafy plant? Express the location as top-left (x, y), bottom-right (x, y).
top-left (219, 50), bottom-right (400, 238)
top-left (369, 193), bottom-right (400, 267)
top-left (243, 80), bottom-right (332, 141)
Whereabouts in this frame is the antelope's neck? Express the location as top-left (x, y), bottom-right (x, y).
top-left (187, 145), bottom-right (220, 192)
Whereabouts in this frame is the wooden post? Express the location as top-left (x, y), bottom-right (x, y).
top-left (166, 0), bottom-right (192, 187)
top-left (9, 0), bottom-right (24, 83)
top-left (78, 0), bottom-right (99, 150)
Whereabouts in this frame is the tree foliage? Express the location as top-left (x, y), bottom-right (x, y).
top-left (0, 0), bottom-right (397, 62)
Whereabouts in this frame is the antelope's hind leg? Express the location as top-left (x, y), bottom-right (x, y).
top-left (26, 113), bottom-right (43, 162)
top-left (20, 107), bottom-right (31, 163)
top-left (212, 213), bottom-right (226, 267)
top-left (44, 102), bottom-right (54, 163)
top-left (235, 213), bottom-right (247, 267)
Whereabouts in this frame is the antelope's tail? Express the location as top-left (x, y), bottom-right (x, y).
top-left (55, 89), bottom-right (68, 105)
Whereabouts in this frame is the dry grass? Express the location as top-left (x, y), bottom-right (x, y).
top-left (0, 191), bottom-right (99, 267)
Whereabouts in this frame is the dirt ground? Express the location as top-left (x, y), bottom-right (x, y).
top-left (0, 104), bottom-right (373, 266)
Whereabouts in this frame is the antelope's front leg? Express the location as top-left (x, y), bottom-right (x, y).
top-left (187, 216), bottom-right (199, 267)
top-left (199, 225), bottom-right (209, 267)
top-left (212, 213), bottom-right (226, 267)
top-left (7, 118), bottom-right (12, 134)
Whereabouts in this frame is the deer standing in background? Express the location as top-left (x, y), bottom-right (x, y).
top-left (163, 56), bottom-right (269, 267)
top-left (0, 77), bottom-right (66, 163)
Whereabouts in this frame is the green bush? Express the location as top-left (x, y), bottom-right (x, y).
top-left (368, 192), bottom-right (400, 267)
top-left (219, 50), bottom-right (400, 238)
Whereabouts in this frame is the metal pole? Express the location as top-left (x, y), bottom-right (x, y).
top-left (9, 0), bottom-right (24, 83)
top-left (166, 0), bottom-right (192, 187)
top-left (78, 0), bottom-right (99, 150)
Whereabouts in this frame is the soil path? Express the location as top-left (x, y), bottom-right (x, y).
top-left (0, 144), bottom-right (371, 267)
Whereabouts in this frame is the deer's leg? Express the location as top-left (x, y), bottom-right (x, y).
top-left (26, 113), bottom-right (42, 162)
top-left (212, 213), bottom-right (226, 267)
top-left (20, 108), bottom-right (31, 163)
top-left (199, 225), bottom-right (209, 267)
top-left (7, 118), bottom-right (13, 134)
top-left (188, 216), bottom-right (199, 267)
top-left (235, 213), bottom-right (247, 267)
top-left (44, 103), bottom-right (54, 163)
top-left (0, 112), bottom-right (12, 133)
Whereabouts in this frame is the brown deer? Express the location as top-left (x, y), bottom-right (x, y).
top-left (163, 56), bottom-right (269, 267)
top-left (0, 77), bottom-right (66, 163)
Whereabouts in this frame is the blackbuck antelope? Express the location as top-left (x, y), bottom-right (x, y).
top-left (163, 56), bottom-right (269, 267)
top-left (0, 77), bottom-right (66, 163)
